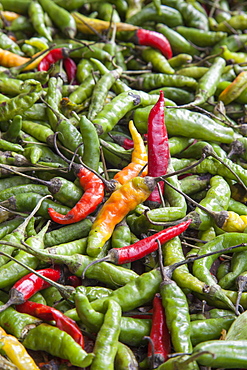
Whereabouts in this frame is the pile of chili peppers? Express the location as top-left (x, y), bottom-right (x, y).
top-left (1, 0), bottom-right (247, 369)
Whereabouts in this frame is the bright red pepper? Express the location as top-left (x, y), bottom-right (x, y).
top-left (83, 219), bottom-right (192, 276)
top-left (134, 28), bottom-right (173, 59)
top-left (146, 90), bottom-right (170, 206)
top-left (48, 163), bottom-right (105, 224)
top-left (63, 57), bottom-right (78, 84)
top-left (0, 266), bottom-right (63, 312)
top-left (38, 48), bottom-right (69, 71)
top-left (147, 294), bottom-right (171, 368)
top-left (16, 301), bottom-right (84, 348)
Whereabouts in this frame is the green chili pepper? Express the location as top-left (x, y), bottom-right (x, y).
top-left (73, 291), bottom-right (151, 346)
top-left (175, 26), bottom-right (227, 47)
top-left (156, 23), bottom-right (199, 56)
top-left (149, 87), bottom-right (194, 105)
top-left (0, 80), bottom-right (42, 121)
top-left (133, 106), bottom-right (238, 143)
top-left (134, 73), bottom-right (197, 91)
top-left (93, 91), bottom-right (161, 136)
top-left (190, 316), bottom-right (236, 346)
top-left (22, 323), bottom-right (94, 367)
top-left (28, 0), bottom-right (52, 42)
top-left (91, 299), bottom-right (121, 370)
top-left (126, 4), bottom-right (183, 27)
top-left (115, 342), bottom-right (138, 370)
top-left (39, 0), bottom-right (76, 38)
top-left (141, 47), bottom-right (175, 75)
top-left (44, 218), bottom-right (92, 247)
top-left (218, 249), bottom-right (247, 289)
top-left (192, 339), bottom-right (247, 368)
top-left (0, 301), bottom-right (41, 339)
top-left (69, 74), bottom-right (98, 105)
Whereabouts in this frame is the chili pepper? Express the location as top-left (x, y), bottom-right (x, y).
top-left (73, 290), bottom-right (151, 346)
top-left (146, 294), bottom-right (171, 368)
top-left (87, 67), bottom-right (123, 121)
top-left (111, 219), bottom-right (131, 269)
top-left (146, 90), bottom-right (169, 207)
top-left (113, 120), bottom-right (147, 185)
top-left (44, 218), bottom-right (92, 247)
top-left (38, 47), bottom-right (71, 71)
top-left (159, 255), bottom-right (195, 362)
top-left (218, 71), bottom-right (247, 105)
top-left (39, 0), bottom-right (76, 38)
top-left (0, 331), bottom-right (40, 370)
top-left (0, 265), bottom-right (63, 312)
top-left (91, 299), bottom-right (121, 370)
top-left (90, 57), bottom-right (130, 95)
top-left (192, 339), bottom-right (247, 368)
top-left (22, 323), bottom-right (94, 367)
top-left (75, 58), bottom-right (93, 83)
top-left (190, 316), bottom-right (236, 346)
top-left (142, 46), bottom-right (175, 75)
top-left (28, 0), bottom-right (52, 42)
top-left (133, 28), bottom-right (172, 59)
top-left (84, 219), bottom-right (191, 271)
top-left (0, 300), bottom-right (41, 339)
top-left (86, 175), bottom-right (163, 257)
top-left (2, 115), bottom-right (22, 143)
top-left (44, 79), bottom-right (84, 158)
top-left (16, 301), bottom-right (84, 348)
top-left (0, 47), bottom-right (48, 70)
top-left (156, 23), bottom-right (199, 56)
top-left (72, 11), bottom-right (138, 34)
top-left (126, 4), bottom-right (183, 27)
top-left (1, 192), bottom-right (71, 219)
top-left (48, 151), bottom-right (105, 224)
top-left (114, 341), bottom-right (138, 370)
top-left (0, 80), bottom-right (42, 122)
top-left (176, 65), bottom-right (209, 79)
top-left (69, 74), bottom-right (98, 105)
top-left (63, 57), bottom-right (77, 84)
top-left (181, 57), bottom-right (226, 108)
top-left (175, 25), bottom-right (227, 47)
top-left (133, 73), bottom-right (198, 92)
top-left (179, 173), bottom-right (212, 196)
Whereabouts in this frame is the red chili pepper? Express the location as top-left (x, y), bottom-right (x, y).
top-left (148, 294), bottom-right (171, 368)
top-left (134, 28), bottom-right (173, 59)
top-left (83, 219), bottom-right (192, 274)
top-left (66, 275), bottom-right (81, 288)
top-left (63, 57), bottom-right (78, 85)
top-left (146, 90), bottom-right (170, 206)
top-left (38, 48), bottom-right (69, 71)
top-left (16, 301), bottom-right (84, 348)
top-left (0, 266), bottom-right (63, 312)
top-left (48, 164), bottom-right (105, 224)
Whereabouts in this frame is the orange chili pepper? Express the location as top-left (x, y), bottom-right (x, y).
top-left (113, 120), bottom-right (147, 185)
top-left (218, 71), bottom-right (247, 105)
top-left (86, 175), bottom-right (158, 257)
top-left (0, 48), bottom-right (48, 70)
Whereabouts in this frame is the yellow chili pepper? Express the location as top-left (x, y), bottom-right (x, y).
top-left (221, 211), bottom-right (246, 232)
top-left (72, 12), bottom-right (139, 34)
top-left (221, 45), bottom-right (247, 64)
top-left (218, 71), bottom-right (247, 105)
top-left (86, 176), bottom-right (157, 257)
top-left (1, 11), bottom-right (20, 21)
top-left (113, 120), bottom-right (148, 185)
top-left (0, 331), bottom-right (40, 370)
